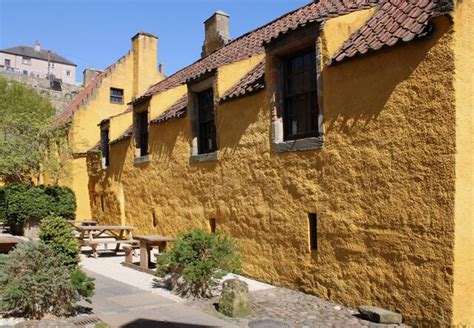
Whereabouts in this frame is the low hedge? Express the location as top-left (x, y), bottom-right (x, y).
top-left (0, 183), bottom-right (76, 227)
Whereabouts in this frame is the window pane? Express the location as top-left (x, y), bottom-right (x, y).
top-left (284, 49), bottom-right (318, 140)
top-left (197, 89), bottom-right (217, 154)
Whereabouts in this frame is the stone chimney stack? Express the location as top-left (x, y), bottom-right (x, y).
top-left (34, 41), bottom-right (41, 52)
top-left (201, 11), bottom-right (231, 58)
top-left (83, 68), bottom-right (101, 86)
top-left (131, 32), bottom-right (158, 97)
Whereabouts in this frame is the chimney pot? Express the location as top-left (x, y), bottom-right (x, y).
top-left (34, 41), bottom-right (41, 52)
top-left (201, 10), bottom-right (231, 58)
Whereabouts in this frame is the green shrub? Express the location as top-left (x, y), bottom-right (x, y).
top-left (70, 268), bottom-right (95, 299)
top-left (2, 183), bottom-right (76, 228)
top-left (43, 185), bottom-right (76, 220)
top-left (39, 215), bottom-right (80, 267)
top-left (0, 241), bottom-right (77, 319)
top-left (156, 229), bottom-right (242, 298)
top-left (0, 187), bottom-right (6, 223)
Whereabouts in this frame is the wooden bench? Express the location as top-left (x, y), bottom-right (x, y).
top-left (82, 238), bottom-right (139, 258)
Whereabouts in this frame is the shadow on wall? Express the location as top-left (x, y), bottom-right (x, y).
top-left (216, 94), bottom-right (263, 158)
top-left (324, 21), bottom-right (448, 136)
top-left (149, 119), bottom-right (189, 167)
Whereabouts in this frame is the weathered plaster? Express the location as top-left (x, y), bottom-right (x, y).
top-left (87, 14), bottom-right (463, 327)
top-left (452, 0), bottom-right (474, 325)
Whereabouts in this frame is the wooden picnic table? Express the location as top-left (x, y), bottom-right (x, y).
top-left (134, 235), bottom-right (174, 269)
top-left (67, 220), bottom-right (97, 226)
top-left (77, 225), bottom-right (136, 258)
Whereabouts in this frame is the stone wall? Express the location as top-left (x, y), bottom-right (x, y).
top-left (0, 69), bottom-right (82, 113)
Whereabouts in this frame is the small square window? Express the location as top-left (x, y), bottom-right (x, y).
top-left (22, 57), bottom-right (31, 65)
top-left (110, 88), bottom-right (124, 104)
top-left (66, 70), bottom-right (71, 76)
top-left (4, 59), bottom-right (10, 67)
top-left (22, 70), bottom-right (28, 75)
top-left (48, 62), bottom-right (55, 68)
top-left (308, 213), bottom-right (318, 251)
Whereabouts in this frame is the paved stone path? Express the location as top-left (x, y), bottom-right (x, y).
top-left (82, 270), bottom-right (235, 327)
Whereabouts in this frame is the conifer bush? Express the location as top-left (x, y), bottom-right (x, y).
top-left (156, 228), bottom-right (242, 298)
top-left (39, 215), bottom-right (80, 267)
top-left (0, 241), bottom-right (77, 319)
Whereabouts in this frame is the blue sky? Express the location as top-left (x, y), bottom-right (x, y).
top-left (0, 0), bottom-right (309, 83)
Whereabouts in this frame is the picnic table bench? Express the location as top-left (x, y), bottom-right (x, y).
top-left (76, 225), bottom-right (137, 258)
top-left (133, 235), bottom-right (174, 269)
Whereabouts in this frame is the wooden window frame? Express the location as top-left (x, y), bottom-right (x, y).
top-left (282, 48), bottom-right (319, 140)
top-left (110, 87), bottom-right (124, 104)
top-left (197, 88), bottom-right (217, 154)
top-left (100, 124), bottom-right (110, 168)
top-left (135, 110), bottom-right (149, 157)
top-left (188, 76), bottom-right (219, 163)
top-left (266, 23), bottom-right (324, 152)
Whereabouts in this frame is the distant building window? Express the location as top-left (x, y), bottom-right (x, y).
top-left (135, 110), bottom-right (148, 157)
top-left (100, 126), bottom-right (110, 168)
top-left (48, 62), bottom-right (55, 68)
top-left (4, 59), bottom-right (10, 67)
top-left (22, 57), bottom-right (31, 65)
top-left (197, 88), bottom-right (217, 154)
top-left (22, 70), bottom-right (28, 75)
top-left (283, 49), bottom-right (318, 140)
top-left (110, 88), bottom-right (124, 104)
top-left (66, 70), bottom-right (71, 76)
top-left (308, 213), bottom-right (318, 252)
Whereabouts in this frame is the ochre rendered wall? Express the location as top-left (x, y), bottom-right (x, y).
top-left (88, 16), bottom-right (459, 326)
top-left (68, 35), bottom-right (163, 218)
top-left (452, 0), bottom-right (474, 325)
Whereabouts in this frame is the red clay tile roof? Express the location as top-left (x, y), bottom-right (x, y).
top-left (220, 60), bottom-right (265, 102)
top-left (54, 51), bottom-right (130, 128)
top-left (330, 0), bottom-right (440, 64)
top-left (137, 0), bottom-right (378, 101)
top-left (150, 95), bottom-right (188, 124)
top-left (109, 125), bottom-right (133, 145)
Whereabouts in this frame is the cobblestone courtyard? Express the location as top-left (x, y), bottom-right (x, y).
top-left (189, 286), bottom-right (409, 328)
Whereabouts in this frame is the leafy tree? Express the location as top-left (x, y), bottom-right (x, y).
top-left (0, 76), bottom-right (57, 183)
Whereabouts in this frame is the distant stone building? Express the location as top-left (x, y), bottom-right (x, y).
top-left (0, 41), bottom-right (76, 85)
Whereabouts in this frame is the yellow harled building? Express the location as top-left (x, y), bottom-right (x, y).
top-left (62, 0), bottom-right (472, 326)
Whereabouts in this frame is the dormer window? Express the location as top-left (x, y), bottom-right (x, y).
top-left (283, 49), bottom-right (318, 140)
top-left (100, 125), bottom-right (110, 168)
top-left (266, 23), bottom-right (324, 152)
top-left (188, 76), bottom-right (219, 163)
top-left (197, 88), bottom-right (217, 154)
top-left (135, 110), bottom-right (148, 158)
